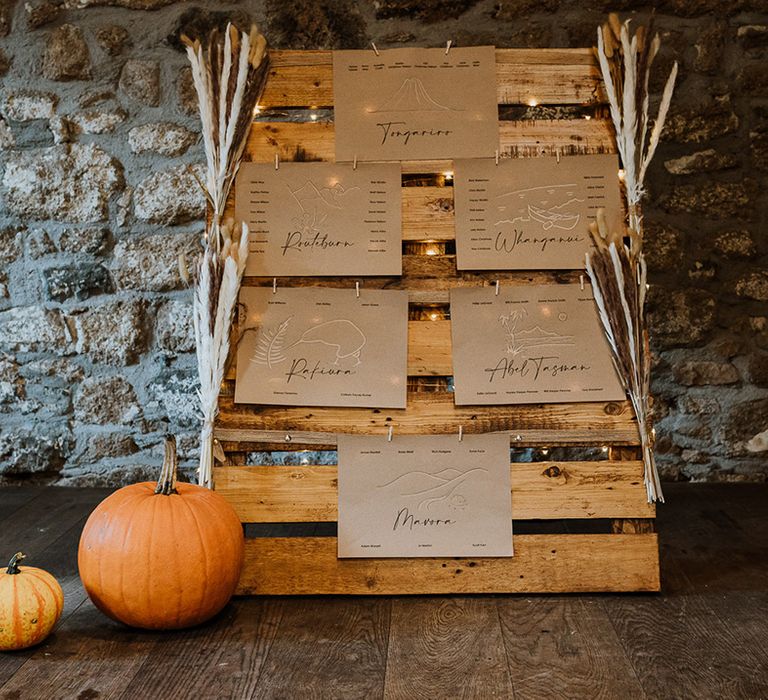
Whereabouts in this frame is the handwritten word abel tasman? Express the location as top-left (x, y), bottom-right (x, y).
top-left (450, 284), bottom-right (626, 405)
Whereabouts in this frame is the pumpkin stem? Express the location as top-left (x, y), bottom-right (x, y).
top-left (6, 552), bottom-right (25, 574)
top-left (155, 435), bottom-right (179, 495)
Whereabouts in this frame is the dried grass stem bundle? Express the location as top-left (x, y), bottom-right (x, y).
top-left (184, 23), bottom-right (269, 487)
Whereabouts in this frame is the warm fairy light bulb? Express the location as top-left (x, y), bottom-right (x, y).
top-left (541, 447), bottom-right (549, 455)
top-left (310, 112), bottom-right (318, 121)
top-left (425, 246), bottom-right (438, 256)
top-left (618, 169), bottom-right (626, 181)
top-left (443, 171), bottom-right (454, 180)
top-left (253, 104), bottom-right (262, 115)
top-left (584, 114), bottom-right (592, 120)
top-left (602, 446), bottom-right (609, 453)
top-left (528, 98), bottom-right (538, 107)
top-left (429, 312), bottom-right (439, 321)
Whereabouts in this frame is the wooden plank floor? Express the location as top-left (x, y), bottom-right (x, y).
top-left (0, 484), bottom-right (766, 699)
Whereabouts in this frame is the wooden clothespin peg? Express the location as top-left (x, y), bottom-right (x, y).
top-left (273, 277), bottom-right (277, 294)
top-left (371, 42), bottom-right (380, 56)
top-left (355, 281), bottom-right (360, 298)
top-left (579, 274), bottom-right (585, 291)
top-left (387, 425), bottom-right (393, 442)
top-left (445, 40), bottom-right (453, 55)
top-left (458, 425), bottom-right (463, 442)
top-left (495, 280), bottom-right (500, 296)
top-left (274, 152), bottom-right (279, 170)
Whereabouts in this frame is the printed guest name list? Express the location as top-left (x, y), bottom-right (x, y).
top-left (332, 46), bottom-right (499, 162)
top-left (454, 154), bottom-right (624, 270)
top-left (235, 162), bottom-right (402, 277)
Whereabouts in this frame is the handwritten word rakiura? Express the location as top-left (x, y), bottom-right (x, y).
top-left (286, 359), bottom-right (356, 383)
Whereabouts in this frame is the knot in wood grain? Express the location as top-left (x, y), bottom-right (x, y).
top-left (430, 197), bottom-right (453, 213)
top-left (603, 402), bottom-right (624, 416)
top-left (543, 465), bottom-right (561, 478)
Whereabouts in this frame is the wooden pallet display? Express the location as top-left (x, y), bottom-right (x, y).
top-left (214, 48), bottom-right (661, 595)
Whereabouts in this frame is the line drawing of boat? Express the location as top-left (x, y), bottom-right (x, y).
top-left (527, 204), bottom-right (580, 231)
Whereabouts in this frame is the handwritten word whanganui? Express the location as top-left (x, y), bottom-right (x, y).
top-left (495, 230), bottom-right (585, 254)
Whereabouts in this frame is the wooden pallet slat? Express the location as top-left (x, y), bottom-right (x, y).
top-left (236, 534), bottom-right (660, 595)
top-left (244, 119), bottom-right (615, 172)
top-left (217, 393), bottom-right (639, 440)
top-left (214, 461), bottom-right (655, 522)
top-left (261, 49), bottom-right (606, 108)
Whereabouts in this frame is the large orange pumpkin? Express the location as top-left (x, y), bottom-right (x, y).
top-left (78, 435), bottom-right (244, 630)
top-left (0, 552), bottom-right (64, 650)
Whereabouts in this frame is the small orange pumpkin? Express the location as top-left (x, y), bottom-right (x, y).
top-left (0, 552), bottom-right (64, 650)
top-left (78, 435), bottom-right (244, 630)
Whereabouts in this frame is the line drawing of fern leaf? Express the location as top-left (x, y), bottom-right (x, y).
top-left (251, 316), bottom-right (293, 368)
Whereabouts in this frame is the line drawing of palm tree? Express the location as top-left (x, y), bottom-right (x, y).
top-left (499, 309), bottom-right (529, 355)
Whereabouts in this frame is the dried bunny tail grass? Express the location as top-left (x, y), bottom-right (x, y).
top-left (585, 219), bottom-right (663, 503)
top-left (194, 222), bottom-right (250, 488)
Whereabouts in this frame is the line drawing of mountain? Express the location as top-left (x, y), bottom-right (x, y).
top-left (377, 467), bottom-right (488, 511)
top-left (499, 311), bottom-right (575, 357)
top-left (286, 179), bottom-right (360, 237)
top-left (496, 183), bottom-right (578, 199)
top-left (377, 468), bottom-right (463, 490)
top-left (369, 77), bottom-right (459, 113)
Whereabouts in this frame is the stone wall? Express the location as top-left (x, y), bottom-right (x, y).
top-left (0, 0), bottom-right (766, 485)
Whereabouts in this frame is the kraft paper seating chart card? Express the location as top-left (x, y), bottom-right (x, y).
top-left (337, 434), bottom-right (513, 558)
top-left (332, 46), bottom-right (499, 162)
top-left (235, 287), bottom-right (409, 408)
top-left (235, 162), bottom-right (402, 277)
top-left (454, 154), bottom-right (624, 270)
top-left (450, 284), bottom-right (626, 405)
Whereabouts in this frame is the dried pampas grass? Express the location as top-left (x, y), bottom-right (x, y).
top-left (596, 13), bottom-right (677, 232)
top-left (184, 23), bottom-right (270, 488)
